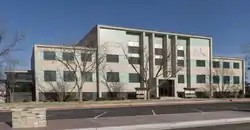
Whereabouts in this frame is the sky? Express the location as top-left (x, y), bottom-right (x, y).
top-left (0, 0), bottom-right (250, 70)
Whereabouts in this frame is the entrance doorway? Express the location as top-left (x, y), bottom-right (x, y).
top-left (159, 79), bottom-right (175, 97)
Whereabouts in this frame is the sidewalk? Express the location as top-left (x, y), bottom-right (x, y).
top-left (1, 98), bottom-right (250, 112)
top-left (2, 110), bottom-right (250, 130)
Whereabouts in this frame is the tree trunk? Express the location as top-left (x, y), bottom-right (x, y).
top-left (78, 88), bottom-right (83, 102)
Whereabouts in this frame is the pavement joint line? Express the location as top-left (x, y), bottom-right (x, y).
top-left (94, 112), bottom-right (107, 119)
top-left (65, 117), bottom-right (250, 130)
top-left (151, 109), bottom-right (156, 115)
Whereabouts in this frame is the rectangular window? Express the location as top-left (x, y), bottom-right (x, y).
top-left (223, 76), bottom-right (230, 84)
top-left (81, 53), bottom-right (92, 61)
top-left (43, 51), bottom-right (56, 60)
top-left (213, 76), bottom-right (220, 84)
top-left (223, 62), bottom-right (230, 68)
top-left (129, 73), bottom-right (140, 83)
top-left (155, 48), bottom-right (163, 55)
top-left (196, 60), bottom-right (206, 67)
top-left (155, 59), bottom-right (163, 65)
top-left (177, 50), bottom-right (184, 57)
top-left (196, 75), bottom-right (206, 83)
top-left (177, 60), bottom-right (184, 67)
top-left (106, 54), bottom-right (119, 63)
top-left (107, 72), bottom-right (119, 82)
top-left (178, 75), bottom-right (185, 83)
top-left (128, 57), bottom-right (140, 64)
top-left (233, 62), bottom-right (240, 69)
top-left (233, 76), bottom-right (240, 84)
top-left (128, 46), bottom-right (139, 53)
top-left (84, 72), bottom-right (93, 82)
top-left (44, 71), bottom-right (56, 82)
top-left (212, 61), bottom-right (220, 68)
top-left (62, 52), bottom-right (74, 61)
top-left (63, 71), bottom-right (75, 82)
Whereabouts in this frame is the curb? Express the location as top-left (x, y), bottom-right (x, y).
top-left (0, 99), bottom-right (250, 112)
top-left (65, 117), bottom-right (250, 130)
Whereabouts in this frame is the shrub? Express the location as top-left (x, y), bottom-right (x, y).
top-left (195, 92), bottom-right (209, 98)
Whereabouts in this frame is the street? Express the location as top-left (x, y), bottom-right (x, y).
top-left (0, 101), bottom-right (250, 122)
top-left (174, 123), bottom-right (250, 130)
top-left (46, 101), bottom-right (250, 120)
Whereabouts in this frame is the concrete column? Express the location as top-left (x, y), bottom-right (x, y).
top-left (186, 38), bottom-right (191, 88)
top-left (139, 32), bottom-right (145, 88)
top-left (171, 35), bottom-right (177, 78)
top-left (148, 33), bottom-right (155, 97)
top-left (242, 59), bottom-right (246, 94)
top-left (163, 35), bottom-right (169, 77)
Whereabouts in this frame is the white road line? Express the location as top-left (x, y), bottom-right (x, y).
top-left (152, 109), bottom-right (156, 115)
top-left (94, 112), bottom-right (107, 119)
top-left (195, 109), bottom-right (204, 113)
top-left (230, 107), bottom-right (238, 110)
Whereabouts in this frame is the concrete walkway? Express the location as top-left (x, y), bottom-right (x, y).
top-left (2, 110), bottom-right (250, 130)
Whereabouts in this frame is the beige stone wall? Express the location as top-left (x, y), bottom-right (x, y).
top-left (11, 108), bottom-right (46, 128)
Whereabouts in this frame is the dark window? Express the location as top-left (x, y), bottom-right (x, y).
top-left (233, 76), bottom-right (240, 84)
top-left (177, 60), bottom-right (184, 67)
top-left (233, 62), bottom-right (240, 69)
top-left (63, 71), bottom-right (75, 82)
top-left (84, 72), bottom-right (93, 82)
top-left (213, 76), bottom-right (220, 84)
top-left (128, 57), bottom-right (140, 64)
top-left (196, 75), bottom-right (206, 83)
top-left (155, 59), bottom-right (163, 65)
top-left (44, 71), bottom-right (56, 82)
top-left (129, 73), bottom-right (140, 83)
top-left (178, 75), bottom-right (185, 83)
top-left (81, 53), bottom-right (92, 61)
top-left (212, 61), bottom-right (220, 68)
top-left (177, 50), bottom-right (184, 57)
top-left (223, 76), bottom-right (230, 84)
top-left (223, 62), bottom-right (230, 68)
top-left (43, 51), bottom-right (56, 60)
top-left (106, 54), bottom-right (119, 63)
top-left (155, 48), bottom-right (163, 55)
top-left (62, 52), bottom-right (74, 61)
top-left (196, 60), bottom-right (206, 67)
top-left (16, 73), bottom-right (32, 80)
top-left (128, 46), bottom-right (139, 53)
top-left (107, 72), bottom-right (119, 82)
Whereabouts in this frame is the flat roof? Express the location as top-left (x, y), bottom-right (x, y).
top-left (34, 44), bottom-right (96, 51)
top-left (97, 24), bottom-right (212, 39)
top-left (213, 56), bottom-right (244, 61)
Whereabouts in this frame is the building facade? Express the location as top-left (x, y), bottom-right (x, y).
top-left (32, 25), bottom-right (245, 101)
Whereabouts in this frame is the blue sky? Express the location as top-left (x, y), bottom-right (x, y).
top-left (0, 0), bottom-right (249, 70)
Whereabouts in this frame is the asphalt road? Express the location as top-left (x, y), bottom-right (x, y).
top-left (1, 102), bottom-right (250, 122)
top-left (47, 102), bottom-right (250, 120)
top-left (173, 123), bottom-right (250, 130)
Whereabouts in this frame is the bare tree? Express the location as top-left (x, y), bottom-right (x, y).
top-left (120, 41), bottom-right (182, 100)
top-left (4, 57), bottom-right (19, 102)
top-left (37, 71), bottom-right (76, 102)
top-left (205, 63), bottom-right (241, 98)
top-left (100, 64), bottom-right (125, 100)
top-left (0, 28), bottom-right (24, 58)
top-left (55, 45), bottom-right (105, 101)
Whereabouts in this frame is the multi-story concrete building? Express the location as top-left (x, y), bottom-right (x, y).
top-left (32, 25), bottom-right (245, 101)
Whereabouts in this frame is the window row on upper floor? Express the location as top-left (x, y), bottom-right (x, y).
top-left (212, 61), bottom-right (240, 69)
top-left (43, 51), bottom-right (93, 61)
top-left (128, 46), bottom-right (185, 57)
top-left (43, 70), bottom-right (141, 83)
